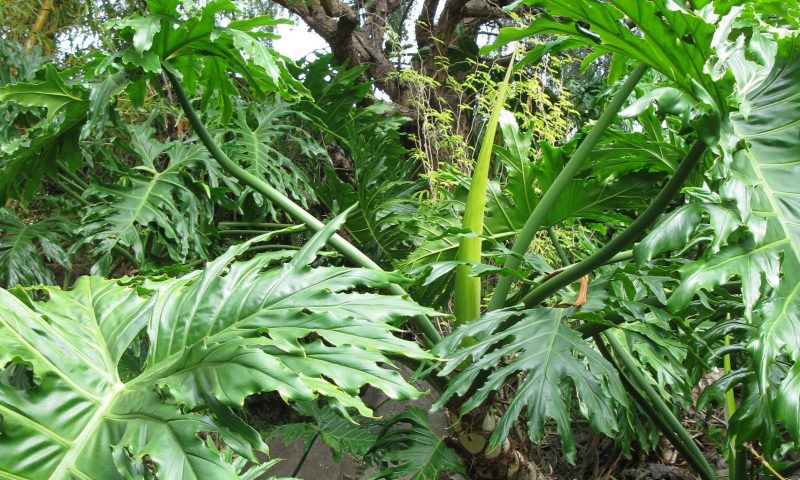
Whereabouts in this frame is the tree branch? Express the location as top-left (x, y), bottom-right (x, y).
top-left (415, 0), bottom-right (440, 51)
top-left (462, 0), bottom-right (507, 19)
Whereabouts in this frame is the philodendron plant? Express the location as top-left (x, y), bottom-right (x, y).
top-left (1, 0), bottom-right (799, 479)
top-left (0, 214), bottom-right (435, 479)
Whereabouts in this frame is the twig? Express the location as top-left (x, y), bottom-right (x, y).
top-left (744, 443), bottom-right (786, 480)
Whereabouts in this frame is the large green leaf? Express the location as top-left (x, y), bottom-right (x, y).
top-left (368, 407), bottom-right (464, 480)
top-left (433, 307), bottom-right (629, 461)
top-left (634, 201), bottom-right (739, 263)
top-left (660, 37), bottom-right (800, 441)
top-left (218, 102), bottom-right (322, 219)
top-left (298, 57), bottom-right (424, 262)
top-left (591, 117), bottom-right (686, 176)
top-left (78, 124), bottom-right (215, 271)
top-left (325, 118), bottom-right (422, 261)
top-left (0, 65), bottom-right (85, 121)
top-left (0, 209), bottom-right (72, 288)
top-left (0, 66), bottom-right (88, 202)
top-left (485, 0), bottom-right (726, 108)
top-left (114, 0), bottom-right (306, 120)
top-left (0, 216), bottom-right (433, 479)
top-left (728, 38), bottom-right (800, 436)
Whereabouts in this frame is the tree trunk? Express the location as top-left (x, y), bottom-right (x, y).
top-left (271, 0), bottom-right (511, 110)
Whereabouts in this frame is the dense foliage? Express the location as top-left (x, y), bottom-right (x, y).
top-left (0, 0), bottom-right (799, 479)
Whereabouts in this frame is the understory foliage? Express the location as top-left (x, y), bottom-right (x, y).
top-left (0, 0), bottom-right (799, 479)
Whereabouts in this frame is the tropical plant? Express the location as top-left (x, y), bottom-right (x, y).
top-left (1, 0), bottom-right (799, 479)
top-left (77, 123), bottom-right (217, 273)
top-left (430, 1), bottom-right (799, 478)
top-left (297, 55), bottom-right (427, 264)
top-left (0, 208), bottom-right (72, 287)
top-left (368, 407), bottom-right (465, 480)
top-left (216, 101), bottom-right (324, 221)
top-left (265, 401), bottom-right (378, 465)
top-left (0, 216), bottom-right (433, 478)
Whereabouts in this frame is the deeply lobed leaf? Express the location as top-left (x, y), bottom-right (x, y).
top-left (0, 218), bottom-right (434, 478)
top-left (433, 307), bottom-right (629, 461)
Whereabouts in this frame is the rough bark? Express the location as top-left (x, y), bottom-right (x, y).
top-left (272, 0), bottom-right (511, 110)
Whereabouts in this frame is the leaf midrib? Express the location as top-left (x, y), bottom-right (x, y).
top-left (49, 384), bottom-right (123, 480)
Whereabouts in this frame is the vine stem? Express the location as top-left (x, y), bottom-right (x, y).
top-left (218, 229), bottom-right (299, 237)
top-left (603, 333), bottom-right (718, 480)
top-left (520, 140), bottom-right (706, 308)
top-left (487, 63), bottom-right (649, 312)
top-left (548, 227), bottom-right (570, 266)
top-left (218, 221), bottom-right (295, 229)
top-left (722, 331), bottom-right (746, 480)
top-left (592, 337), bottom-right (706, 474)
top-left (292, 432), bottom-right (319, 477)
top-left (163, 67), bottom-right (443, 346)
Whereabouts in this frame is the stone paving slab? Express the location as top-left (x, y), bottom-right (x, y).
top-left (259, 367), bottom-right (448, 479)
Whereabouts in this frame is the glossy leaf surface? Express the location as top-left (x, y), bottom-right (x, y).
top-left (0, 217), bottom-right (432, 479)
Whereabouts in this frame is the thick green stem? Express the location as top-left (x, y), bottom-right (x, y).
top-left (521, 140), bottom-right (706, 308)
top-left (604, 333), bottom-right (717, 480)
top-left (607, 249), bottom-right (633, 264)
top-left (218, 229), bottom-right (297, 237)
top-left (52, 174), bottom-right (88, 206)
top-left (163, 67), bottom-right (443, 345)
top-left (487, 63), bottom-right (648, 311)
top-left (592, 336), bottom-right (702, 469)
top-left (218, 221), bottom-right (295, 229)
top-left (58, 163), bottom-right (89, 190)
top-left (247, 244), bottom-right (301, 252)
top-left (724, 333), bottom-right (746, 480)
